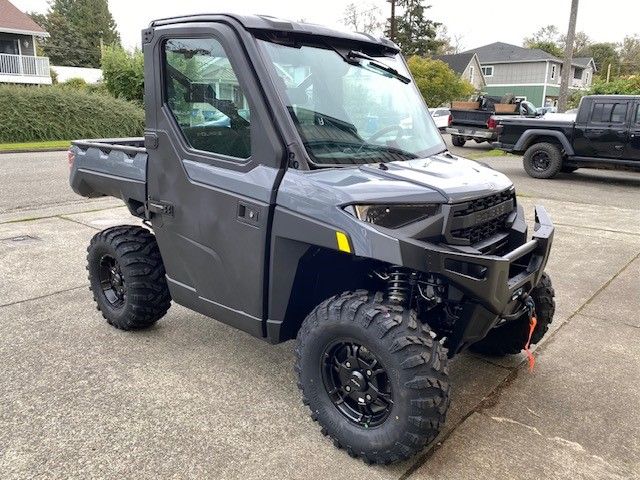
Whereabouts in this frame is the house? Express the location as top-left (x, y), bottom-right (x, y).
top-left (0, 0), bottom-right (51, 85)
top-left (433, 52), bottom-right (486, 91)
top-left (460, 42), bottom-right (596, 108)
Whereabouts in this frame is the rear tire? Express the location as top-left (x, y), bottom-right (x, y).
top-left (471, 273), bottom-right (555, 356)
top-left (87, 225), bottom-right (171, 330)
top-left (295, 290), bottom-right (450, 465)
top-left (451, 135), bottom-right (466, 147)
top-left (523, 142), bottom-right (563, 178)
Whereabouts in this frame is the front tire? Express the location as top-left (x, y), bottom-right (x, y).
top-left (295, 291), bottom-right (450, 464)
top-left (87, 225), bottom-right (171, 330)
top-left (523, 142), bottom-right (563, 178)
top-left (451, 135), bottom-right (466, 147)
top-left (471, 273), bottom-right (555, 356)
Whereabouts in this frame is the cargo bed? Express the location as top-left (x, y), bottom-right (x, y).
top-left (69, 137), bottom-right (148, 216)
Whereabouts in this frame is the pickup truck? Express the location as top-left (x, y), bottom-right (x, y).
top-left (68, 13), bottom-right (556, 464)
top-left (446, 96), bottom-right (539, 147)
top-left (495, 95), bottom-right (640, 178)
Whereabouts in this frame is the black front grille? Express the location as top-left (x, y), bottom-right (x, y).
top-left (448, 188), bottom-right (516, 245)
top-left (453, 189), bottom-right (515, 217)
top-left (451, 213), bottom-right (510, 244)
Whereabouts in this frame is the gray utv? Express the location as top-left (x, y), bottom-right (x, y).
top-left (69, 14), bottom-right (556, 465)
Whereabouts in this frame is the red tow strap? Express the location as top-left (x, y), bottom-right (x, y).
top-left (524, 314), bottom-right (537, 372)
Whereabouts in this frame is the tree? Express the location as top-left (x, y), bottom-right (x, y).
top-left (524, 25), bottom-right (561, 46)
top-left (29, 0), bottom-right (120, 68)
top-left (565, 31), bottom-right (591, 55)
top-left (618, 35), bottom-right (640, 75)
top-left (577, 42), bottom-right (620, 76)
top-left (436, 25), bottom-right (464, 55)
top-left (526, 41), bottom-right (564, 58)
top-left (101, 46), bottom-right (144, 104)
top-left (386, 0), bottom-right (443, 56)
top-left (342, 3), bottom-right (383, 35)
top-left (407, 56), bottom-right (475, 107)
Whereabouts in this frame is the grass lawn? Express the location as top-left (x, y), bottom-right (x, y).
top-left (466, 149), bottom-right (508, 159)
top-left (0, 140), bottom-right (71, 152)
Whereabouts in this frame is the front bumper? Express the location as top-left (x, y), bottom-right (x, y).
top-left (446, 126), bottom-right (496, 140)
top-left (399, 205), bottom-right (554, 354)
top-left (426, 205), bottom-right (553, 315)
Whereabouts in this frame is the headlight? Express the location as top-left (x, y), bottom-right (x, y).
top-left (347, 204), bottom-right (439, 229)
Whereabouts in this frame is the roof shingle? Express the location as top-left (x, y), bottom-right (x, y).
top-left (462, 41), bottom-right (559, 63)
top-left (0, 0), bottom-right (47, 35)
top-left (432, 53), bottom-right (475, 75)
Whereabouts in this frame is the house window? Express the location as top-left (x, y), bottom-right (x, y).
top-left (550, 64), bottom-right (557, 80)
top-left (0, 38), bottom-right (19, 55)
top-left (469, 66), bottom-right (474, 83)
top-left (481, 66), bottom-right (494, 77)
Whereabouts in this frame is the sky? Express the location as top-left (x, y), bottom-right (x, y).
top-left (12, 0), bottom-right (640, 52)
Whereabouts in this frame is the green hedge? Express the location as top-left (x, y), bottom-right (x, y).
top-left (0, 85), bottom-right (144, 143)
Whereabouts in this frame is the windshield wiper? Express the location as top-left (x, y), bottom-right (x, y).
top-left (346, 51), bottom-right (411, 84)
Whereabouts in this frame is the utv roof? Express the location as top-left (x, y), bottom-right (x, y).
top-left (150, 13), bottom-right (399, 52)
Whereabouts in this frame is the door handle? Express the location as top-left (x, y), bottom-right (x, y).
top-left (614, 145), bottom-right (624, 151)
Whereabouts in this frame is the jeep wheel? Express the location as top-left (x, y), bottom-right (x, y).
top-left (295, 290), bottom-right (450, 464)
top-left (451, 135), bottom-right (466, 147)
top-left (87, 225), bottom-right (171, 330)
top-left (471, 273), bottom-right (555, 356)
top-left (523, 142), bottom-right (563, 178)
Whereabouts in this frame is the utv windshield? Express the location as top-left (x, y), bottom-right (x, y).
top-left (258, 38), bottom-right (445, 166)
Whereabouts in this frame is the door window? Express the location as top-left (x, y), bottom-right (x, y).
top-left (164, 38), bottom-right (251, 159)
top-left (591, 102), bottom-right (628, 124)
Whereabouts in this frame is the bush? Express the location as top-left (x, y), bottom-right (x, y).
top-left (569, 75), bottom-right (640, 108)
top-left (59, 77), bottom-right (89, 90)
top-left (101, 45), bottom-right (144, 104)
top-left (407, 56), bottom-right (476, 107)
top-left (0, 85), bottom-right (144, 143)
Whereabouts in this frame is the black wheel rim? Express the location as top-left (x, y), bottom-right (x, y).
top-left (531, 151), bottom-right (551, 171)
top-left (321, 340), bottom-right (393, 428)
top-left (98, 254), bottom-right (125, 308)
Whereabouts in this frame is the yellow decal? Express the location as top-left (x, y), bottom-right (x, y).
top-left (336, 231), bottom-right (352, 254)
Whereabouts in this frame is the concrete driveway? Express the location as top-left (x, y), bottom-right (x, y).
top-left (1, 144), bottom-right (639, 479)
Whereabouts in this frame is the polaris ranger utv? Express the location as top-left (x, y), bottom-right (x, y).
top-left (69, 14), bottom-right (555, 465)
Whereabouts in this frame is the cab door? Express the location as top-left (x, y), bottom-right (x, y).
top-left (144, 24), bottom-right (284, 337)
top-left (581, 100), bottom-right (629, 158)
top-left (624, 102), bottom-right (640, 161)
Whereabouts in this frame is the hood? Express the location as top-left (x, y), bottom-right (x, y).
top-left (276, 152), bottom-right (514, 215)
top-left (358, 152), bottom-right (512, 202)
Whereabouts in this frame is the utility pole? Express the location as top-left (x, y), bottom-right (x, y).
top-left (388, 0), bottom-right (396, 42)
top-left (606, 63), bottom-right (611, 83)
top-left (558, 0), bottom-right (579, 112)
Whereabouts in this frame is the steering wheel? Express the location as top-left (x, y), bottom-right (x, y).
top-left (366, 125), bottom-right (404, 144)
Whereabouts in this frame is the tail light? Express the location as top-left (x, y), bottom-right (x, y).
top-left (487, 116), bottom-right (497, 130)
top-left (67, 150), bottom-right (75, 170)
top-left (448, 114), bottom-right (453, 127)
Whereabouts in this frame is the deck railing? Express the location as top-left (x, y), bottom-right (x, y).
top-left (0, 53), bottom-right (51, 77)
